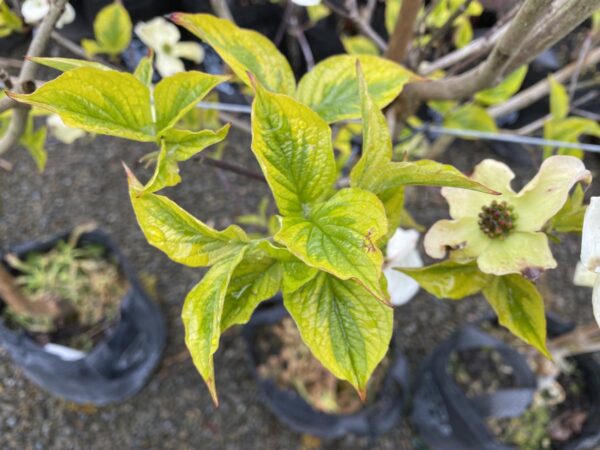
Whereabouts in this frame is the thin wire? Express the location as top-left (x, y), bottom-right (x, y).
top-left (196, 101), bottom-right (600, 154)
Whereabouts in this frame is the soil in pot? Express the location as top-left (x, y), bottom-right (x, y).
top-left (255, 317), bottom-right (389, 415)
top-left (449, 323), bottom-right (592, 450)
top-left (2, 229), bottom-right (128, 352)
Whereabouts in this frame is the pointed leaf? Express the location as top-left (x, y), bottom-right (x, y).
top-left (9, 68), bottom-right (155, 141)
top-left (482, 274), bottom-right (550, 358)
top-left (275, 188), bottom-right (389, 301)
top-left (134, 52), bottom-right (154, 86)
top-left (183, 249), bottom-right (247, 404)
top-left (444, 104), bottom-right (498, 134)
top-left (399, 261), bottom-right (491, 300)
top-left (171, 13), bottom-right (295, 96)
top-left (144, 125), bottom-right (231, 193)
top-left (251, 80), bottom-right (336, 216)
top-left (28, 57), bottom-right (111, 72)
top-left (154, 71), bottom-right (228, 134)
top-left (549, 76), bottom-right (569, 121)
top-left (19, 116), bottom-right (47, 172)
top-left (87, 1), bottom-right (132, 56)
top-left (297, 54), bottom-right (417, 123)
top-left (128, 172), bottom-right (248, 266)
top-left (475, 66), bottom-right (528, 106)
top-left (284, 272), bottom-right (393, 394)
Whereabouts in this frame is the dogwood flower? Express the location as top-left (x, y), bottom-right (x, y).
top-left (384, 228), bottom-right (423, 306)
top-left (134, 17), bottom-right (204, 78)
top-left (292, 0), bottom-right (322, 6)
top-left (21, 0), bottom-right (75, 28)
top-left (47, 114), bottom-right (85, 144)
top-left (425, 156), bottom-right (590, 278)
top-left (580, 197), bottom-right (600, 327)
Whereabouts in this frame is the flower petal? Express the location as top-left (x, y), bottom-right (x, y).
top-left (424, 217), bottom-right (490, 260)
top-left (593, 275), bottom-right (600, 328)
top-left (514, 155), bottom-right (591, 232)
top-left (386, 228), bottom-right (420, 265)
top-left (155, 52), bottom-right (185, 78)
top-left (442, 159), bottom-right (514, 219)
top-left (292, 0), bottom-right (322, 5)
top-left (21, 0), bottom-right (48, 24)
top-left (135, 17), bottom-right (180, 50)
top-left (477, 231), bottom-right (556, 278)
top-left (385, 264), bottom-right (421, 306)
top-left (573, 262), bottom-right (596, 288)
top-left (174, 41), bottom-right (204, 63)
top-left (56, 2), bottom-right (75, 29)
top-left (581, 196), bottom-right (600, 273)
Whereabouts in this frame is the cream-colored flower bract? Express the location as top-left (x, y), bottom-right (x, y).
top-left (21, 0), bottom-right (75, 29)
top-left (134, 17), bottom-right (204, 78)
top-left (580, 196), bottom-right (600, 327)
top-left (425, 156), bottom-right (591, 278)
top-left (47, 114), bottom-right (85, 144)
top-left (292, 0), bottom-right (322, 6)
top-left (384, 228), bottom-right (423, 306)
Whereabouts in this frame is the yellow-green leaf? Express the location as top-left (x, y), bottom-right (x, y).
top-left (83, 1), bottom-right (132, 57)
top-left (385, 0), bottom-right (402, 35)
top-left (29, 57), bottom-right (111, 72)
top-left (341, 35), bottom-right (380, 55)
top-left (482, 274), bottom-right (550, 358)
top-left (549, 76), bottom-right (569, 121)
top-left (475, 66), bottom-right (528, 106)
top-left (171, 13), bottom-right (295, 96)
top-left (399, 261), bottom-right (491, 300)
top-left (444, 103), bottom-right (498, 135)
top-left (133, 52), bottom-right (154, 86)
top-left (275, 188), bottom-right (389, 301)
top-left (9, 68), bottom-right (155, 141)
top-left (251, 80), bottom-right (336, 216)
top-left (144, 125), bottom-right (230, 193)
top-left (0, 1), bottom-right (22, 37)
top-left (19, 116), bottom-right (47, 172)
top-left (183, 249), bottom-right (247, 405)
top-left (297, 54), bottom-right (418, 123)
top-left (127, 170), bottom-right (248, 267)
top-left (547, 183), bottom-right (586, 234)
top-left (154, 71), bottom-right (228, 134)
top-left (284, 271), bottom-right (393, 396)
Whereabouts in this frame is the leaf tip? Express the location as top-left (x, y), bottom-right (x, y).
top-left (205, 377), bottom-right (220, 407)
top-left (357, 387), bottom-right (367, 403)
top-left (247, 71), bottom-right (258, 91)
top-left (167, 12), bottom-right (184, 24)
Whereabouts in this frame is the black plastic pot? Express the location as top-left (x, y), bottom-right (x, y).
top-left (243, 297), bottom-right (409, 440)
top-left (412, 316), bottom-right (600, 450)
top-left (0, 229), bottom-right (166, 405)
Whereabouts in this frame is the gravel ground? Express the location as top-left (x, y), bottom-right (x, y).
top-left (1, 48), bottom-right (600, 450)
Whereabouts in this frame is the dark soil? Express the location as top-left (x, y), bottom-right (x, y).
top-left (1, 41), bottom-right (600, 450)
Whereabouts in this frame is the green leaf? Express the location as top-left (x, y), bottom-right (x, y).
top-left (127, 169), bottom-right (248, 266)
top-left (549, 76), bottom-right (569, 121)
top-left (183, 249), bottom-right (247, 405)
top-left (28, 57), bottom-right (111, 72)
top-left (19, 116), bottom-right (47, 172)
top-left (251, 80), bottom-right (336, 216)
top-left (444, 103), bottom-right (498, 135)
top-left (475, 66), bottom-right (528, 106)
top-left (385, 0), bottom-right (402, 35)
top-left (453, 16), bottom-right (473, 48)
top-left (482, 274), bottom-right (550, 358)
top-left (9, 68), bottom-right (155, 141)
top-left (544, 117), bottom-right (600, 158)
top-left (399, 261), bottom-right (491, 300)
top-left (275, 188), bottom-right (389, 301)
top-left (154, 71), bottom-right (228, 134)
top-left (547, 184), bottom-right (587, 233)
top-left (144, 125), bottom-right (230, 193)
top-left (82, 1), bottom-right (132, 57)
top-left (133, 52), bottom-right (154, 86)
top-left (282, 259), bottom-right (319, 293)
top-left (341, 35), bottom-right (380, 55)
top-left (297, 54), bottom-right (417, 123)
top-left (171, 13), bottom-right (295, 96)
top-left (221, 246), bottom-right (284, 332)
top-left (284, 271), bottom-right (393, 396)
top-left (0, 1), bottom-right (22, 37)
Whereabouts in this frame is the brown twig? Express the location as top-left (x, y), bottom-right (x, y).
top-left (386, 0), bottom-right (421, 63)
top-left (324, 0), bottom-right (388, 51)
top-left (200, 155), bottom-right (266, 183)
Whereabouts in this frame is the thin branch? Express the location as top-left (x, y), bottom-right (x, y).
top-left (209, 0), bottom-right (234, 22)
top-left (199, 155), bottom-right (266, 183)
top-left (568, 33), bottom-right (593, 100)
top-left (488, 46), bottom-right (600, 118)
top-left (274, 1), bottom-right (294, 46)
top-left (0, 0), bottom-right (69, 156)
top-left (402, 0), bottom-right (555, 102)
top-left (324, 0), bottom-right (388, 52)
top-left (0, 57), bottom-right (23, 69)
top-left (50, 31), bottom-right (118, 69)
top-left (290, 15), bottom-right (314, 71)
top-left (386, 0), bottom-right (421, 63)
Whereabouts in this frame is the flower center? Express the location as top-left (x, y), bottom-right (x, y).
top-left (162, 43), bottom-right (173, 55)
top-left (478, 200), bottom-right (517, 239)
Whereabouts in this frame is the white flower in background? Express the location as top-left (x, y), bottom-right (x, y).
top-left (384, 228), bottom-right (423, 306)
top-left (134, 17), bottom-right (204, 78)
top-left (291, 0), bottom-right (322, 6)
top-left (580, 196), bottom-right (600, 327)
top-left (21, 0), bottom-right (75, 29)
top-left (47, 114), bottom-right (85, 144)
